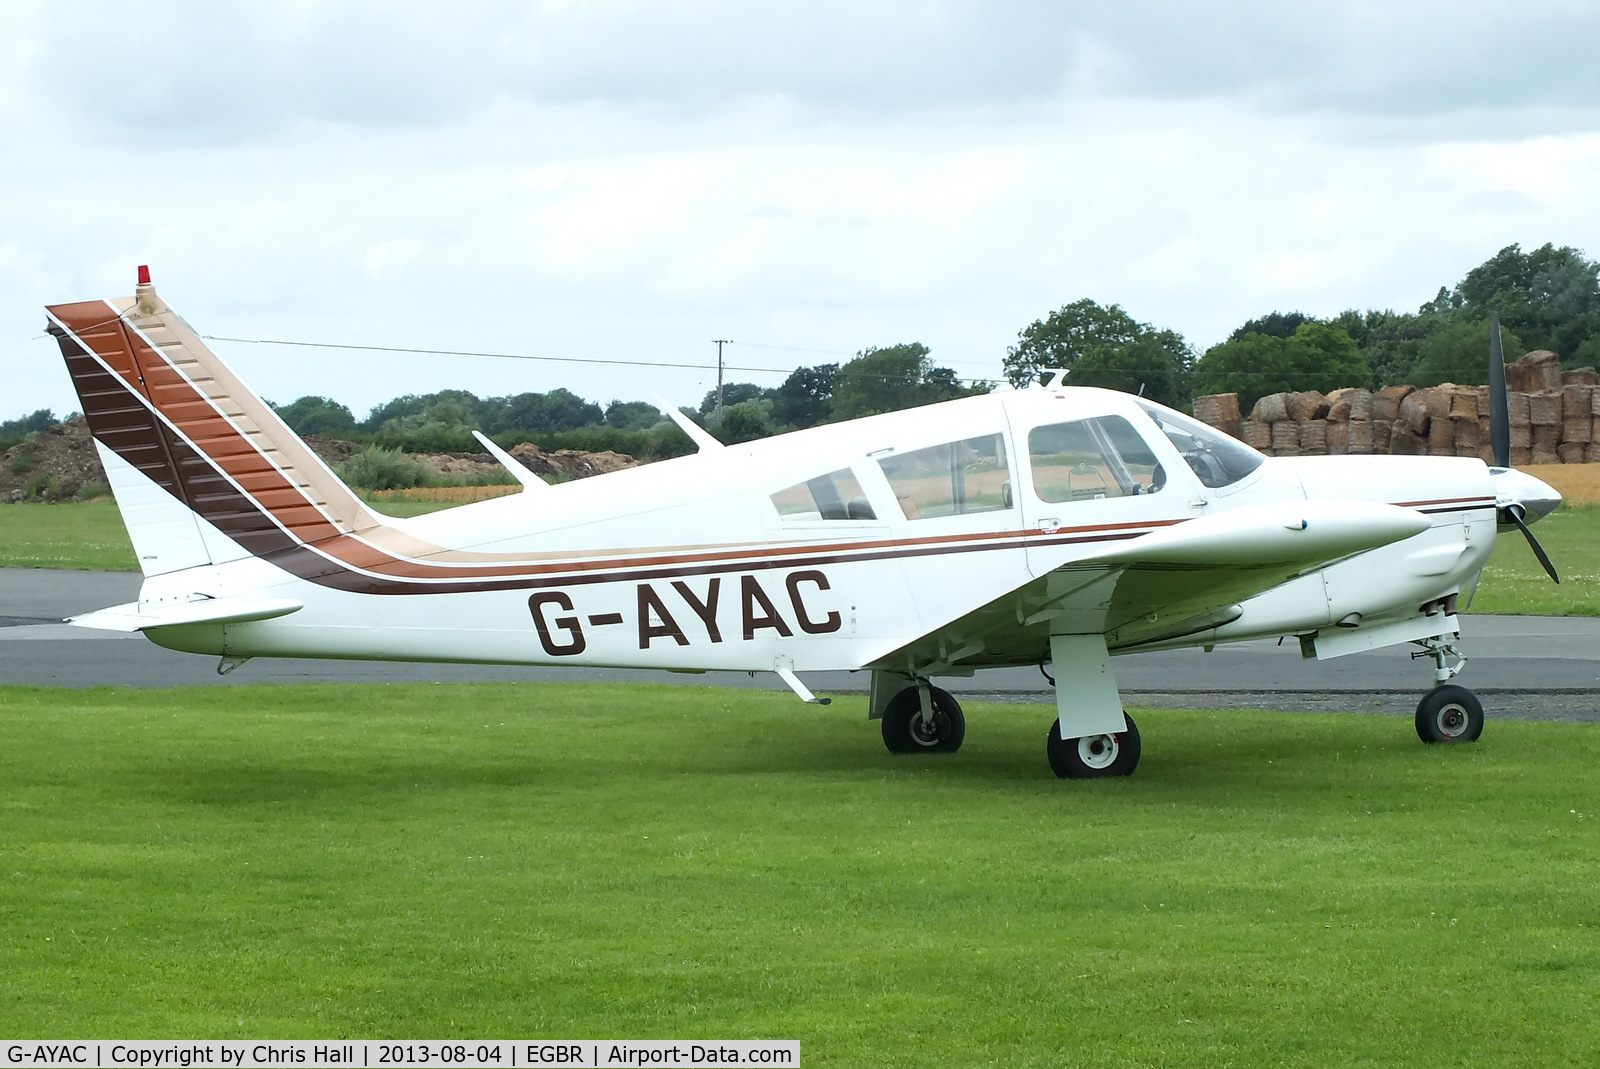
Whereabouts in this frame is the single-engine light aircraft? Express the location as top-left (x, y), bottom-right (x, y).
top-left (44, 270), bottom-right (1563, 778)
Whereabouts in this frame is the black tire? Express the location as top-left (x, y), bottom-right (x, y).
top-left (881, 685), bottom-right (966, 754)
top-left (1415, 685), bottom-right (1484, 744)
top-left (1047, 712), bottom-right (1141, 779)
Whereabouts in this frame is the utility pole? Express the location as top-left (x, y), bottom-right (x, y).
top-left (712, 339), bottom-right (730, 419)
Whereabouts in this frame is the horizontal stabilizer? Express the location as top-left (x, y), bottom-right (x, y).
top-left (69, 596), bottom-right (303, 633)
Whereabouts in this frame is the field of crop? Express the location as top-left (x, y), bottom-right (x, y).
top-left (1, 682), bottom-right (1597, 1063)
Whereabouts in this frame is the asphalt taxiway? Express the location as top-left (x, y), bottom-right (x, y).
top-left (3, 568), bottom-right (1597, 720)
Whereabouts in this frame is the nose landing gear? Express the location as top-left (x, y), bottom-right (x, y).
top-left (1412, 636), bottom-right (1484, 744)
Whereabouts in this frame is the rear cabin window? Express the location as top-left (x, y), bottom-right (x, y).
top-left (877, 433), bottom-right (1011, 520)
top-left (1028, 416), bottom-right (1164, 503)
top-left (770, 468), bottom-right (877, 520)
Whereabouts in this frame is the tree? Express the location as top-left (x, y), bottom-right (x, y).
top-left (770, 364), bottom-right (838, 429)
top-left (1003, 299), bottom-right (1193, 406)
top-left (1228, 311), bottom-right (1317, 342)
top-left (1429, 243), bottom-right (1600, 353)
top-left (1003, 300), bottom-right (1143, 386)
top-left (0, 408), bottom-right (58, 451)
top-left (1069, 332), bottom-right (1193, 409)
top-left (1408, 319), bottom-right (1524, 387)
top-left (1193, 323), bottom-right (1370, 414)
top-left (830, 344), bottom-right (980, 421)
top-left (698, 383), bottom-right (770, 420)
top-left (604, 400), bottom-right (663, 431)
top-left (708, 398), bottom-right (777, 444)
top-left (271, 395), bottom-right (357, 438)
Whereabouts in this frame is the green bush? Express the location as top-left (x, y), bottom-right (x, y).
top-left (338, 447), bottom-right (432, 491)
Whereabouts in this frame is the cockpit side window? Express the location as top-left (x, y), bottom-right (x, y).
top-left (1135, 400), bottom-right (1265, 489)
top-left (770, 468), bottom-right (877, 521)
top-left (1028, 416), bottom-right (1164, 503)
top-left (876, 433), bottom-right (1011, 520)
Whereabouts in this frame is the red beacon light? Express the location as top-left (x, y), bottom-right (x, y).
top-left (137, 265), bottom-right (151, 286)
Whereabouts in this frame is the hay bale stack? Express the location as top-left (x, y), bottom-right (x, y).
top-left (1326, 387), bottom-right (1373, 422)
top-left (1528, 393), bottom-right (1562, 428)
top-left (1347, 420), bottom-right (1375, 454)
top-left (1326, 421), bottom-right (1349, 454)
top-left (1452, 417), bottom-right (1481, 456)
top-left (1371, 420), bottom-right (1394, 453)
top-left (1285, 391), bottom-right (1329, 422)
top-left (1298, 420), bottom-right (1327, 454)
top-left (1562, 366), bottom-right (1598, 387)
top-left (1193, 392), bottom-right (1243, 439)
top-left (1447, 385), bottom-right (1478, 420)
top-left (1398, 392), bottom-right (1432, 437)
top-left (1558, 443), bottom-right (1587, 464)
top-left (1427, 417), bottom-right (1456, 456)
top-left (1506, 350), bottom-right (1563, 393)
top-left (1372, 385), bottom-right (1414, 422)
top-left (1271, 421), bottom-right (1300, 455)
top-left (1251, 393), bottom-right (1289, 423)
top-left (1389, 429), bottom-right (1424, 455)
top-left (1562, 385), bottom-right (1593, 445)
top-left (1241, 420), bottom-right (1271, 452)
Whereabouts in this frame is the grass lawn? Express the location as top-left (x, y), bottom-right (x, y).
top-left (2, 682), bottom-right (1599, 1064)
top-left (0, 499), bottom-right (139, 570)
top-left (1469, 504), bottom-right (1600, 616)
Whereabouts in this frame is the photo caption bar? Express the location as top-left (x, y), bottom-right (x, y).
top-left (2, 1043), bottom-right (798, 1068)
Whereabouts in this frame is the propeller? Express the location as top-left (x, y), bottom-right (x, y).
top-left (1503, 502), bottom-right (1560, 583)
top-left (1489, 312), bottom-right (1510, 467)
top-left (1486, 312), bottom-right (1560, 583)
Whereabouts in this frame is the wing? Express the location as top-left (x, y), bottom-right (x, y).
top-left (864, 500), bottom-right (1431, 673)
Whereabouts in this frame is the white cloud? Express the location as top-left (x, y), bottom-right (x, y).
top-left (4, 2), bottom-right (1600, 420)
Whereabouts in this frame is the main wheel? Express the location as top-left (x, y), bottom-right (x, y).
top-left (1415, 685), bottom-right (1484, 744)
top-left (881, 685), bottom-right (966, 754)
top-left (1047, 713), bottom-right (1141, 778)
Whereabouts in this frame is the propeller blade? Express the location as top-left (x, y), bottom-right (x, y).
top-left (1506, 503), bottom-right (1560, 583)
top-left (1489, 312), bottom-right (1510, 468)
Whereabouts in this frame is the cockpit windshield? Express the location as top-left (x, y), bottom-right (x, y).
top-left (1135, 400), bottom-right (1265, 489)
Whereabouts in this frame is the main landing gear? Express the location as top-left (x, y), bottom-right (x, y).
top-left (880, 683), bottom-right (967, 754)
top-left (1412, 636), bottom-right (1484, 745)
top-left (1047, 714), bottom-right (1141, 779)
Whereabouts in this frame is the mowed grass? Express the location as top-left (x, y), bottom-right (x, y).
top-left (1470, 504), bottom-right (1600, 616)
top-left (0, 500), bottom-right (139, 570)
top-left (3, 682), bottom-right (1599, 1064)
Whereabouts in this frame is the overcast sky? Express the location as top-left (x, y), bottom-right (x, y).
top-left (6, 0), bottom-right (1599, 420)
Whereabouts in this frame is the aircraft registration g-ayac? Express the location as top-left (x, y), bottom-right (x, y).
top-left (45, 269), bottom-right (1564, 778)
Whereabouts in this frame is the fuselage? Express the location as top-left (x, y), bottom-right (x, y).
top-left (138, 385), bottom-right (1505, 677)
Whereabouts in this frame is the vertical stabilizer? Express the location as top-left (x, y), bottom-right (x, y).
top-left (46, 268), bottom-right (379, 577)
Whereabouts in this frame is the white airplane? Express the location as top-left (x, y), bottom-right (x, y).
top-left (44, 269), bottom-right (1562, 778)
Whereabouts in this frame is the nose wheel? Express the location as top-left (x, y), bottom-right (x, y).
top-left (1415, 685), bottom-right (1484, 744)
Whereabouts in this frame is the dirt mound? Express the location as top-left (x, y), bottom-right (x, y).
top-left (0, 417), bottom-right (108, 502)
top-left (507, 442), bottom-right (640, 481)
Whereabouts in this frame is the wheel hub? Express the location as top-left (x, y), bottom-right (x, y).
top-left (1077, 733), bottom-right (1120, 770)
top-left (909, 712), bottom-right (944, 747)
top-left (1436, 703), bottom-right (1469, 739)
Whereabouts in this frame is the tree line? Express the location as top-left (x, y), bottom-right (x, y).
top-left (264, 341), bottom-right (990, 457)
top-left (1005, 242), bottom-right (1600, 414)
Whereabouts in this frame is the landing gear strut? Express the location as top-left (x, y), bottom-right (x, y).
top-left (881, 683), bottom-right (966, 754)
top-left (1412, 637), bottom-right (1484, 744)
